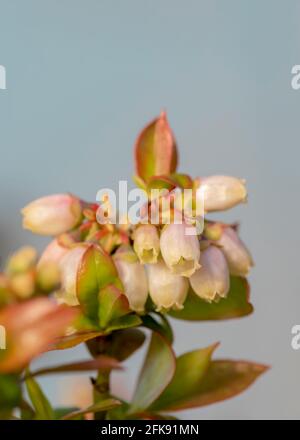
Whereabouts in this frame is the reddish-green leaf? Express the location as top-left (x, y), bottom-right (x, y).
top-left (27, 355), bottom-right (121, 378)
top-left (135, 112), bottom-right (178, 183)
top-left (147, 175), bottom-right (177, 191)
top-left (151, 344), bottom-right (218, 411)
top-left (61, 398), bottom-right (121, 420)
top-left (0, 299), bottom-right (79, 372)
top-left (129, 332), bottom-right (176, 414)
top-left (170, 276), bottom-right (253, 321)
top-left (152, 360), bottom-right (268, 411)
top-left (98, 284), bottom-right (130, 329)
top-left (76, 244), bottom-right (123, 320)
top-left (51, 331), bottom-right (104, 350)
top-left (170, 173), bottom-right (193, 189)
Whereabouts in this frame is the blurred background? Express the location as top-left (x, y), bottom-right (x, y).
top-left (0, 0), bottom-right (299, 419)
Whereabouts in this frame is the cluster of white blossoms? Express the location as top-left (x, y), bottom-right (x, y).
top-left (21, 174), bottom-right (252, 314)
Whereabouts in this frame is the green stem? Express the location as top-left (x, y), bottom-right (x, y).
top-left (93, 369), bottom-right (111, 420)
top-left (86, 335), bottom-right (112, 420)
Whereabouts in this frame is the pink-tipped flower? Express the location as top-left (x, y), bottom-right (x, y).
top-left (58, 246), bottom-right (87, 306)
top-left (148, 260), bottom-right (188, 311)
top-left (114, 246), bottom-right (148, 313)
top-left (133, 224), bottom-right (160, 264)
top-left (217, 226), bottom-right (253, 276)
top-left (160, 223), bottom-right (200, 277)
top-left (22, 194), bottom-right (82, 236)
top-left (197, 175), bottom-right (247, 212)
top-left (190, 245), bottom-right (230, 302)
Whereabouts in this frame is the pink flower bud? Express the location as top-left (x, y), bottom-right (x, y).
top-left (160, 223), bottom-right (200, 277)
top-left (217, 227), bottom-right (253, 276)
top-left (190, 245), bottom-right (229, 302)
top-left (198, 175), bottom-right (247, 212)
top-left (148, 260), bottom-right (189, 311)
top-left (114, 246), bottom-right (148, 313)
top-left (38, 238), bottom-right (69, 268)
top-left (22, 194), bottom-right (82, 236)
top-left (133, 224), bottom-right (160, 264)
top-left (58, 246), bottom-right (87, 306)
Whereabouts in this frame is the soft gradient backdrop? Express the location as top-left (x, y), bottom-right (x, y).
top-left (0, 0), bottom-right (299, 419)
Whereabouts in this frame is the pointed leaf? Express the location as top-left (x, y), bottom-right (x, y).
top-left (62, 398), bottom-right (121, 420)
top-left (170, 276), bottom-right (253, 321)
top-left (105, 314), bottom-right (142, 333)
top-left (129, 332), bottom-right (176, 414)
top-left (135, 112), bottom-right (178, 183)
top-left (98, 284), bottom-right (130, 329)
top-left (27, 355), bottom-right (121, 378)
top-left (147, 175), bottom-right (177, 191)
top-left (170, 173), bottom-right (193, 189)
top-left (141, 313), bottom-right (173, 344)
top-left (151, 344), bottom-right (218, 411)
top-left (25, 374), bottom-right (54, 420)
top-left (152, 360), bottom-right (268, 411)
top-left (76, 244), bottom-right (123, 320)
top-left (51, 331), bottom-right (104, 350)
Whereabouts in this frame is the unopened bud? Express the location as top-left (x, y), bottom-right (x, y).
top-left (58, 246), bottom-right (86, 306)
top-left (217, 227), bottom-right (253, 276)
top-left (114, 246), bottom-right (148, 313)
top-left (197, 175), bottom-right (247, 212)
top-left (22, 194), bottom-right (82, 236)
top-left (6, 246), bottom-right (37, 274)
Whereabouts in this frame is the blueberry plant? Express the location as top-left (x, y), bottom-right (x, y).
top-left (0, 113), bottom-right (267, 420)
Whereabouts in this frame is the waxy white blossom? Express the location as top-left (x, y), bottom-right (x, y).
top-left (197, 175), bottom-right (247, 212)
top-left (190, 245), bottom-right (230, 302)
top-left (160, 223), bottom-right (200, 277)
top-left (217, 227), bottom-right (253, 276)
top-left (22, 194), bottom-right (82, 236)
top-left (114, 246), bottom-right (148, 313)
top-left (133, 224), bottom-right (160, 264)
top-left (148, 260), bottom-right (189, 311)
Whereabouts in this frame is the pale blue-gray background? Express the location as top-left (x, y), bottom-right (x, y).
top-left (0, 0), bottom-right (299, 419)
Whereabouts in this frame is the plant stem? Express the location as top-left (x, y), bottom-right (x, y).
top-left (93, 369), bottom-right (111, 420)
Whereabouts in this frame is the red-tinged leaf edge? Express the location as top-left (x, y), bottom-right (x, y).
top-left (135, 111), bottom-right (178, 183)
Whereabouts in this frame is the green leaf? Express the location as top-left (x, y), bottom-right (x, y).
top-left (54, 407), bottom-right (81, 420)
top-left (135, 111), bottom-right (178, 183)
top-left (141, 313), bottom-right (174, 344)
top-left (77, 244), bottom-right (122, 321)
top-left (152, 360), bottom-right (268, 411)
top-left (150, 343), bottom-right (218, 411)
top-left (169, 276), bottom-right (253, 321)
top-left (170, 173), bottom-right (193, 189)
top-left (0, 374), bottom-right (21, 410)
top-left (105, 314), bottom-right (142, 333)
top-left (98, 284), bottom-right (130, 329)
top-left (129, 332), bottom-right (176, 414)
top-left (25, 373), bottom-right (54, 420)
top-left (61, 398), bottom-right (121, 420)
top-left (147, 175), bottom-right (177, 191)
top-left (27, 355), bottom-right (121, 378)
